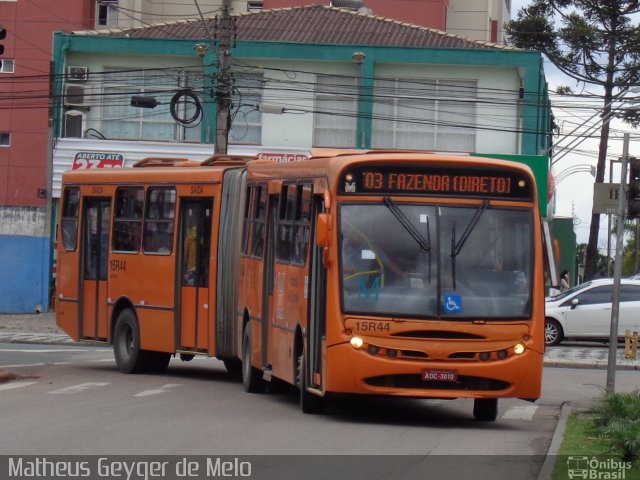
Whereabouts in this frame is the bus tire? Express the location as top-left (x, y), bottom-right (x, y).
top-left (297, 350), bottom-right (325, 414)
top-left (144, 351), bottom-right (171, 374)
top-left (223, 358), bottom-right (242, 380)
top-left (113, 309), bottom-right (146, 374)
top-left (473, 398), bottom-right (498, 422)
top-left (545, 318), bottom-right (563, 346)
top-left (242, 324), bottom-right (264, 393)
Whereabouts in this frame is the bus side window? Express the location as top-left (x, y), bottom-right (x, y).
top-left (292, 184), bottom-right (312, 266)
top-left (241, 187), bottom-right (253, 256)
top-left (113, 187), bottom-right (143, 253)
top-left (143, 187), bottom-right (176, 254)
top-left (251, 185), bottom-right (267, 258)
top-left (61, 187), bottom-right (80, 251)
top-left (276, 184), bottom-right (297, 263)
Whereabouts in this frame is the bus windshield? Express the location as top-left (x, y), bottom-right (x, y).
top-left (340, 202), bottom-right (532, 319)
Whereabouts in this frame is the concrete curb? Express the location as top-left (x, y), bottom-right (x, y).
top-left (537, 402), bottom-right (572, 480)
top-left (544, 361), bottom-right (640, 371)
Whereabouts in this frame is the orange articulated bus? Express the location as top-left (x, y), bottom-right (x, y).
top-left (56, 156), bottom-right (248, 374)
top-left (56, 151), bottom-right (546, 421)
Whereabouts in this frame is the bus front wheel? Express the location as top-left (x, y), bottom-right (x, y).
top-left (473, 398), bottom-right (498, 422)
top-left (113, 309), bottom-right (145, 374)
top-left (296, 350), bottom-right (325, 414)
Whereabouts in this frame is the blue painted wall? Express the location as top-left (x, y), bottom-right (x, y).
top-left (0, 235), bottom-right (50, 313)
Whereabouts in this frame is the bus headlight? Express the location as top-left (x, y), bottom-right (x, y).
top-left (350, 336), bottom-right (364, 349)
top-left (514, 343), bottom-right (526, 355)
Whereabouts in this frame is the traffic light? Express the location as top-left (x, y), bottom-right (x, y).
top-left (628, 157), bottom-right (640, 219)
top-left (0, 27), bottom-right (5, 70)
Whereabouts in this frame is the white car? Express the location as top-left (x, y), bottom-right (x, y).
top-left (544, 278), bottom-right (640, 346)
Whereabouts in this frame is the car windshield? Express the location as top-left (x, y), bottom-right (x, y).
top-left (340, 202), bottom-right (533, 319)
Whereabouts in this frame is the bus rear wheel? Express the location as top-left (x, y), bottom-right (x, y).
top-left (113, 309), bottom-right (146, 374)
top-left (473, 398), bottom-right (498, 422)
top-left (242, 324), bottom-right (264, 393)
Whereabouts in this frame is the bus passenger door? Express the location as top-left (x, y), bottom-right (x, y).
top-left (80, 198), bottom-right (110, 340)
top-left (261, 196), bottom-right (279, 369)
top-left (179, 199), bottom-right (213, 352)
top-left (307, 197), bottom-right (326, 389)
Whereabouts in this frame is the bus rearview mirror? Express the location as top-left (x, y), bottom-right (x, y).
top-left (316, 213), bottom-right (332, 248)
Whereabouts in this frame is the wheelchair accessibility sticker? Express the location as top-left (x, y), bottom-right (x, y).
top-left (442, 294), bottom-right (463, 314)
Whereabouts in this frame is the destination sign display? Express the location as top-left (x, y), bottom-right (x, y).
top-left (339, 164), bottom-right (533, 200)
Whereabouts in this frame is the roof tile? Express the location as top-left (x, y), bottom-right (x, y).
top-left (76, 4), bottom-right (512, 51)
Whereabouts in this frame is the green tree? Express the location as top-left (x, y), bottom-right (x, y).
top-left (623, 220), bottom-right (640, 275)
top-left (608, 217), bottom-right (640, 276)
top-left (506, 1), bottom-right (640, 281)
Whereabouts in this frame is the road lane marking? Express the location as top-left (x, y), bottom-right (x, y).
top-left (0, 382), bottom-right (38, 391)
top-left (0, 349), bottom-right (93, 353)
top-left (0, 363), bottom-right (47, 368)
top-left (501, 405), bottom-right (538, 421)
top-left (48, 382), bottom-right (110, 394)
top-left (135, 384), bottom-right (182, 397)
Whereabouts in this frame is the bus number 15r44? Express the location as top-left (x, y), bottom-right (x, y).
top-left (354, 321), bottom-right (390, 332)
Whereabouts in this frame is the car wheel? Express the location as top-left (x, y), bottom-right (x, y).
top-left (545, 318), bottom-right (563, 346)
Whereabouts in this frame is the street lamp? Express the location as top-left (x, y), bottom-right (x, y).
top-left (554, 164), bottom-right (596, 184)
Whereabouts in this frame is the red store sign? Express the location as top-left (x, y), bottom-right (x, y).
top-left (72, 152), bottom-right (125, 170)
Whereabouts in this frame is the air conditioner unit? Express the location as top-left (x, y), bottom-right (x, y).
top-left (64, 84), bottom-right (88, 107)
top-left (64, 110), bottom-right (85, 138)
top-left (67, 65), bottom-right (89, 81)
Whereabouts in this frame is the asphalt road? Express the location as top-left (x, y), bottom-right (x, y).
top-left (3, 343), bottom-right (640, 479)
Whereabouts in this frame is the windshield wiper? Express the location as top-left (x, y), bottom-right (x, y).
top-left (450, 200), bottom-right (489, 290)
top-left (383, 197), bottom-right (432, 282)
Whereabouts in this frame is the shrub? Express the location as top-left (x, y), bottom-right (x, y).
top-left (588, 391), bottom-right (640, 461)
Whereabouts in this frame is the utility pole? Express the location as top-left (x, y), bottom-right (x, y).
top-left (215, 0), bottom-right (232, 154)
top-left (606, 132), bottom-right (630, 393)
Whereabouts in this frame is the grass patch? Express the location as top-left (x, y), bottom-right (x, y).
top-left (557, 413), bottom-right (609, 457)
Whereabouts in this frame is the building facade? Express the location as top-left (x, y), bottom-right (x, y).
top-left (0, 0), bottom-right (96, 312)
top-left (51, 5), bottom-right (551, 207)
top-left (95, 0), bottom-right (262, 29)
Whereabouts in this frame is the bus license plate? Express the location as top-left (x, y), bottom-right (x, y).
top-left (421, 369), bottom-right (458, 382)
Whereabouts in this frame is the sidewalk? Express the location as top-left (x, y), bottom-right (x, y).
top-left (1, 312), bottom-right (640, 370)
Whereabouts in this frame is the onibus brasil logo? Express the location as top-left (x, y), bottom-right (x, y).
top-left (567, 456), bottom-right (632, 479)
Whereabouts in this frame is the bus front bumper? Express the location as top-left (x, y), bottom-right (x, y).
top-left (324, 341), bottom-right (543, 400)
